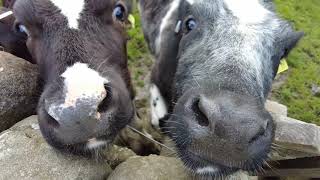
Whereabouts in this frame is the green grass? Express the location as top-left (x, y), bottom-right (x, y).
top-left (127, 11), bottom-right (153, 89)
top-left (272, 0), bottom-right (320, 125)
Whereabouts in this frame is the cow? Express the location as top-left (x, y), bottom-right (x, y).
top-left (12, 0), bottom-right (135, 155)
top-left (0, 0), bottom-right (133, 64)
top-left (139, 0), bottom-right (303, 177)
top-left (0, 6), bottom-right (33, 63)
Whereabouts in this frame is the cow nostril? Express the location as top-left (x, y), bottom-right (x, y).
top-left (248, 127), bottom-right (266, 144)
top-left (98, 83), bottom-right (112, 113)
top-left (191, 99), bottom-right (210, 127)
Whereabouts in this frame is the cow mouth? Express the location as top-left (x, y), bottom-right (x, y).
top-left (164, 117), bottom-right (272, 177)
top-left (38, 97), bottom-right (134, 155)
top-left (177, 149), bottom-right (238, 176)
top-left (176, 147), bottom-right (269, 177)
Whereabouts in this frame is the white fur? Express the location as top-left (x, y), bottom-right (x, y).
top-left (186, 0), bottom-right (195, 5)
top-left (86, 138), bottom-right (107, 149)
top-left (224, 0), bottom-right (270, 24)
top-left (156, 0), bottom-right (181, 53)
top-left (61, 63), bottom-right (108, 107)
top-left (223, 0), bottom-right (279, 95)
top-left (47, 63), bottom-right (107, 121)
top-left (50, 0), bottom-right (85, 29)
top-left (0, 11), bottom-right (12, 20)
top-left (150, 84), bottom-right (168, 128)
top-left (196, 166), bottom-right (219, 175)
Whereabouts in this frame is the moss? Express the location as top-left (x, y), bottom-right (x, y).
top-left (127, 11), bottom-right (153, 89)
top-left (272, 0), bottom-right (320, 125)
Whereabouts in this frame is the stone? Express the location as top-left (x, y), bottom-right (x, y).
top-left (265, 100), bottom-right (288, 116)
top-left (0, 116), bottom-right (112, 179)
top-left (311, 84), bottom-right (320, 97)
top-left (108, 155), bottom-right (259, 180)
top-left (270, 114), bottom-right (320, 160)
top-left (114, 107), bottom-right (163, 156)
top-left (108, 155), bottom-right (191, 180)
top-left (0, 52), bottom-right (39, 132)
top-left (103, 144), bottom-right (136, 169)
top-left (226, 171), bottom-right (258, 180)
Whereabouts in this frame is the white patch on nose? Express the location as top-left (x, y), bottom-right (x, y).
top-left (150, 84), bottom-right (168, 128)
top-left (196, 166), bottom-right (219, 175)
top-left (50, 0), bottom-right (85, 29)
top-left (86, 138), bottom-right (107, 149)
top-left (61, 63), bottom-right (108, 108)
top-left (224, 0), bottom-right (270, 24)
top-left (156, 0), bottom-right (181, 54)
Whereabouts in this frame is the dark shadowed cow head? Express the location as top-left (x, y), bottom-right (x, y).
top-left (13, 0), bottom-right (134, 155)
top-left (4, 0), bottom-right (16, 9)
top-left (139, 0), bottom-right (303, 177)
top-left (0, 7), bottom-right (32, 62)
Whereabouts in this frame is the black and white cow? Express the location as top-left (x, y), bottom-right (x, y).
top-left (12, 0), bottom-right (135, 155)
top-left (139, 0), bottom-right (303, 177)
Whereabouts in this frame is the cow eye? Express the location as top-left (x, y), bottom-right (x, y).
top-left (15, 23), bottom-right (29, 36)
top-left (113, 4), bottom-right (126, 21)
top-left (186, 18), bottom-right (197, 32)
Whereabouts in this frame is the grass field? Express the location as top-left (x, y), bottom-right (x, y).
top-left (127, 1), bottom-right (320, 125)
top-left (272, 0), bottom-right (320, 125)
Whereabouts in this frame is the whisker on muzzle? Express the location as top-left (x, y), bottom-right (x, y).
top-left (126, 125), bottom-right (175, 153)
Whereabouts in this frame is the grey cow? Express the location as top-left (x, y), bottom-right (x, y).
top-left (139, 0), bottom-right (303, 177)
top-left (13, 0), bottom-right (135, 155)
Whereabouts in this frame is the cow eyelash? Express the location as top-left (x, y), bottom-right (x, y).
top-left (185, 18), bottom-right (197, 32)
top-left (113, 4), bottom-right (126, 22)
top-left (176, 17), bottom-right (197, 34)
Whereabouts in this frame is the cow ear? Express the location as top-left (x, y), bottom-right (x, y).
top-left (272, 30), bottom-right (303, 78)
top-left (280, 31), bottom-right (304, 59)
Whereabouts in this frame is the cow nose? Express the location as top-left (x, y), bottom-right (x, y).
top-left (190, 94), bottom-right (268, 147)
top-left (166, 90), bottom-right (274, 168)
top-left (43, 82), bottom-right (110, 144)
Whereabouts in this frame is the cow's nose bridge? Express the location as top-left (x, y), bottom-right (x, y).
top-left (61, 62), bottom-right (108, 108)
top-left (62, 79), bottom-right (107, 109)
top-left (42, 62), bottom-right (111, 140)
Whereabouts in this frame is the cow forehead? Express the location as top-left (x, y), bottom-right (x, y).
top-left (187, 0), bottom-right (270, 24)
top-left (49, 0), bottom-right (85, 29)
top-left (223, 0), bottom-right (270, 24)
